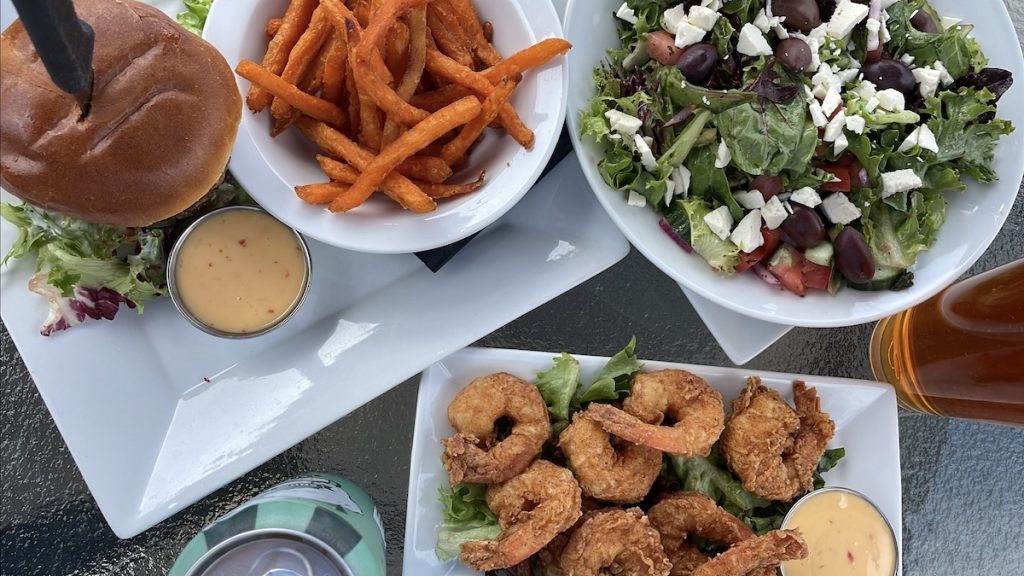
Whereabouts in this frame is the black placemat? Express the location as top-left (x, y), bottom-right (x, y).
top-left (415, 125), bottom-right (575, 272)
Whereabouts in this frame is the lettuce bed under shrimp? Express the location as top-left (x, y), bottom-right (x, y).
top-left (435, 340), bottom-right (847, 563)
top-left (435, 483), bottom-right (501, 562)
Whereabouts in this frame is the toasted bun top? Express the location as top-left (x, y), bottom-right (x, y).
top-left (0, 0), bottom-right (241, 227)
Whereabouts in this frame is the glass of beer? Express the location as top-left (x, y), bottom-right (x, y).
top-left (869, 259), bottom-right (1024, 426)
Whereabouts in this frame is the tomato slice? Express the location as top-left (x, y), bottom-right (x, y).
top-left (767, 245), bottom-right (807, 297)
top-left (802, 260), bottom-right (833, 291)
top-left (822, 165), bottom-right (852, 192)
top-left (737, 227), bottom-right (783, 273)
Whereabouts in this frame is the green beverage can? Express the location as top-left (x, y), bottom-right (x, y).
top-left (169, 473), bottom-right (386, 576)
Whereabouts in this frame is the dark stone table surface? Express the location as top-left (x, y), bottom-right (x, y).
top-left (2, 3), bottom-right (1023, 575)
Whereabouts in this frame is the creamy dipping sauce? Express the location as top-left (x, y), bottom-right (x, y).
top-left (173, 209), bottom-right (308, 335)
top-left (782, 489), bottom-right (897, 576)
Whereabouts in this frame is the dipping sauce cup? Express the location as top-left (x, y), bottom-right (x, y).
top-left (167, 206), bottom-right (311, 338)
top-left (781, 487), bottom-right (898, 576)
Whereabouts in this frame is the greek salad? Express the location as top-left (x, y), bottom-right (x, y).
top-left (581, 0), bottom-right (1014, 296)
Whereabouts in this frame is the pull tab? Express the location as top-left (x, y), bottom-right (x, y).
top-left (245, 546), bottom-right (315, 576)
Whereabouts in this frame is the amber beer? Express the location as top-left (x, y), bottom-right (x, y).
top-left (870, 259), bottom-right (1024, 425)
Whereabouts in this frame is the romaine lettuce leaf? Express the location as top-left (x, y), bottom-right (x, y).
top-left (177, 0), bottom-right (214, 35)
top-left (679, 198), bottom-right (740, 274)
top-left (923, 88), bottom-right (1014, 183)
top-left (653, 66), bottom-right (757, 114)
top-left (577, 337), bottom-right (643, 403)
top-left (1, 203), bottom-right (166, 304)
top-left (860, 189), bottom-right (947, 270)
top-left (534, 353), bottom-right (581, 425)
top-left (721, 0), bottom-right (764, 24)
top-left (670, 444), bottom-right (847, 535)
top-left (715, 97), bottom-right (817, 176)
top-left (435, 483), bottom-right (500, 562)
top-left (886, 0), bottom-right (986, 79)
top-left (843, 96), bottom-right (921, 129)
top-left (710, 16), bottom-right (735, 59)
top-left (687, 144), bottom-right (742, 221)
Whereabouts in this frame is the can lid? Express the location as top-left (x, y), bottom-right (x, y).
top-left (186, 529), bottom-right (353, 576)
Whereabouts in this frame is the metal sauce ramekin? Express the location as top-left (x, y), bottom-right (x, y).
top-left (780, 486), bottom-right (899, 576)
top-left (166, 206), bottom-right (312, 339)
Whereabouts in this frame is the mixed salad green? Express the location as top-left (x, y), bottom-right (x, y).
top-left (0, 0), bottom-right (242, 335)
top-left (436, 339), bottom-right (845, 567)
top-left (582, 0), bottom-right (1013, 296)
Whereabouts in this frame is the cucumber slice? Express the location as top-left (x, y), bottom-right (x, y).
top-left (847, 266), bottom-right (915, 291)
top-left (805, 242), bottom-right (834, 266)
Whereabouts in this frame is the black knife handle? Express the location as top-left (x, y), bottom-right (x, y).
top-left (11, 0), bottom-right (95, 96)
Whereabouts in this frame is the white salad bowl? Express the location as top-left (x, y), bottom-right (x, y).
top-left (204, 0), bottom-right (567, 254)
top-left (565, 0), bottom-right (1024, 327)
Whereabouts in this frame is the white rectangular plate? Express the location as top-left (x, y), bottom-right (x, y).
top-left (0, 155), bottom-right (628, 538)
top-left (405, 347), bottom-right (902, 575)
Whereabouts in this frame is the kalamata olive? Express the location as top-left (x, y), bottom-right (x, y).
top-left (775, 38), bottom-right (812, 72)
top-left (834, 227), bottom-right (876, 284)
top-left (782, 206), bottom-right (827, 250)
top-left (849, 160), bottom-right (871, 189)
top-left (647, 31), bottom-right (682, 66)
top-left (861, 58), bottom-right (916, 96)
top-left (750, 175), bottom-right (784, 201)
top-left (911, 10), bottom-right (938, 33)
top-left (772, 0), bottom-right (821, 33)
top-left (676, 43), bottom-right (719, 85)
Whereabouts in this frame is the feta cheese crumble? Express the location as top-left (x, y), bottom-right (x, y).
top-left (876, 89), bottom-right (905, 112)
top-left (761, 196), bottom-right (788, 230)
top-left (634, 134), bottom-right (658, 171)
top-left (615, 2), bottom-right (638, 25)
top-left (605, 110), bottom-right (642, 137)
top-left (790, 187), bottom-right (822, 208)
top-left (688, 6), bottom-right (720, 31)
top-left (675, 20), bottom-right (707, 48)
top-left (912, 67), bottom-right (941, 98)
top-left (703, 206), bottom-right (734, 241)
top-left (663, 5), bottom-right (689, 35)
top-left (821, 193), bottom-right (863, 224)
top-left (734, 191), bottom-right (767, 210)
top-left (827, 0), bottom-right (870, 39)
top-left (714, 140), bottom-right (732, 169)
top-left (824, 110), bottom-right (847, 142)
top-left (881, 169), bottom-right (924, 197)
top-left (899, 123), bottom-right (939, 153)
top-left (822, 87), bottom-right (843, 117)
top-left (731, 209), bottom-right (765, 253)
top-left (737, 23), bottom-right (773, 56)
top-left (845, 115), bottom-right (866, 134)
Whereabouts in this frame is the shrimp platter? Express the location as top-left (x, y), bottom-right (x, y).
top-left (434, 341), bottom-right (846, 575)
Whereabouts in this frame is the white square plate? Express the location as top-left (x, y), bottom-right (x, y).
top-left (0, 155), bottom-right (628, 538)
top-left (404, 347), bottom-right (902, 575)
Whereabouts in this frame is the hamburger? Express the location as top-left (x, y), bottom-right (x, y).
top-left (0, 0), bottom-right (243, 334)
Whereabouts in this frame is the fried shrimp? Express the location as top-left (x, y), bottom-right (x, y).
top-left (721, 379), bottom-right (836, 502)
top-left (558, 412), bottom-right (661, 504)
top-left (559, 508), bottom-right (672, 576)
top-left (460, 460), bottom-right (583, 571)
top-left (647, 492), bottom-right (762, 576)
top-left (688, 530), bottom-right (808, 576)
top-left (442, 373), bottom-right (551, 484)
top-left (586, 370), bottom-right (724, 457)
